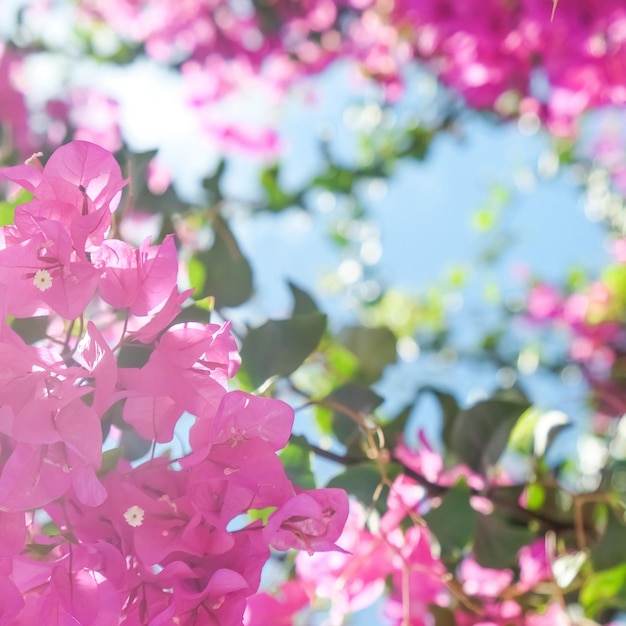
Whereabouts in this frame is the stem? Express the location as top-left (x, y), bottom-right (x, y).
top-left (293, 433), bottom-right (584, 535)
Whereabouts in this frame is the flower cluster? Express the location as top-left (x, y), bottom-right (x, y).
top-left (72, 0), bottom-right (626, 140)
top-left (391, 0), bottom-right (626, 135)
top-left (0, 140), bottom-right (348, 625)
top-left (525, 250), bottom-right (626, 423)
top-left (246, 436), bottom-right (573, 626)
top-left (3, 0), bottom-right (625, 162)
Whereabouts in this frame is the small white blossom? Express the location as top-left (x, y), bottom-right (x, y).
top-left (33, 269), bottom-right (52, 292)
top-left (124, 505), bottom-right (145, 527)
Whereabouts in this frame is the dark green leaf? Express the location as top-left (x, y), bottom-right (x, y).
top-left (381, 402), bottom-right (414, 449)
top-left (473, 511), bottom-right (534, 569)
top-left (339, 325), bottom-right (397, 384)
top-left (289, 281), bottom-right (319, 315)
top-left (450, 398), bottom-right (530, 473)
top-left (424, 480), bottom-right (476, 561)
top-left (327, 462), bottom-right (401, 512)
top-left (591, 507), bottom-right (626, 571)
top-left (281, 436), bottom-right (316, 490)
top-left (121, 429), bottom-right (153, 461)
top-left (240, 312), bottom-right (327, 388)
top-left (118, 343), bottom-right (152, 368)
top-left (327, 383), bottom-right (383, 448)
top-left (99, 448), bottom-right (122, 476)
top-left (10, 316), bottom-right (49, 344)
top-left (429, 605), bottom-right (457, 626)
top-left (420, 386), bottom-right (460, 452)
top-left (195, 216), bottom-right (253, 308)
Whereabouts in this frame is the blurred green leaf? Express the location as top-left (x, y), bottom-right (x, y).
top-left (429, 606), bottom-right (457, 626)
top-left (508, 407), bottom-right (543, 456)
top-left (591, 507), bottom-right (626, 571)
top-left (327, 382), bottom-right (383, 449)
top-left (424, 480), bottom-right (476, 561)
top-left (450, 397), bottom-right (530, 474)
top-left (99, 448), bottom-right (122, 477)
top-left (339, 325), bottom-right (397, 383)
top-left (327, 462), bottom-right (401, 513)
top-left (581, 563), bottom-right (626, 618)
top-left (120, 429), bottom-right (153, 461)
top-left (194, 216), bottom-right (253, 308)
top-left (0, 189), bottom-right (31, 226)
top-left (289, 281), bottom-right (319, 315)
top-left (420, 386), bottom-right (460, 453)
top-left (280, 436), bottom-right (316, 490)
top-left (381, 402), bottom-right (413, 449)
top-left (117, 343), bottom-right (152, 368)
top-left (473, 511), bottom-right (534, 569)
top-left (240, 312), bottom-right (327, 388)
top-left (10, 316), bottom-right (49, 345)
top-left (260, 165), bottom-right (299, 211)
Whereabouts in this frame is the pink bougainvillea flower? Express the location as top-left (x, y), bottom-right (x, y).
top-left (187, 439), bottom-right (295, 529)
top-left (518, 539), bottom-right (550, 592)
top-left (264, 488), bottom-right (349, 554)
top-left (0, 218), bottom-right (100, 319)
top-left (295, 499), bottom-right (389, 617)
top-left (189, 389), bottom-right (294, 454)
top-left (75, 321), bottom-right (117, 416)
top-left (120, 321), bottom-right (239, 442)
top-left (95, 234), bottom-right (178, 315)
top-left (36, 140), bottom-right (127, 212)
top-left (244, 580), bottom-right (311, 626)
top-left (459, 557), bottom-right (514, 598)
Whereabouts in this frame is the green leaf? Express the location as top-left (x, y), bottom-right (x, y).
top-left (187, 254), bottom-right (207, 299)
top-left (247, 507), bottom-right (275, 525)
top-left (424, 480), bottom-right (476, 561)
top-left (120, 429), bottom-right (153, 461)
top-left (194, 216), bottom-right (253, 308)
top-left (260, 165), bottom-right (299, 211)
top-left (117, 343), bottom-right (152, 368)
top-left (420, 386), bottom-right (460, 452)
top-left (280, 436), bottom-right (316, 490)
top-left (591, 507), bottom-right (626, 571)
top-left (99, 448), bottom-right (122, 476)
top-left (450, 397), bottom-right (530, 473)
top-left (381, 402), bottom-right (413, 449)
top-left (429, 605), bottom-right (457, 626)
top-left (327, 462), bottom-right (401, 512)
top-left (10, 316), bottom-right (49, 345)
top-left (581, 563), bottom-right (626, 618)
top-left (0, 200), bottom-right (15, 226)
top-left (339, 325), bottom-right (397, 383)
top-left (27, 542), bottom-right (60, 558)
top-left (0, 188), bottom-right (32, 226)
top-left (289, 281), bottom-right (319, 315)
top-left (327, 383), bottom-right (383, 448)
top-left (240, 312), bottom-right (327, 388)
top-left (473, 511), bottom-right (534, 569)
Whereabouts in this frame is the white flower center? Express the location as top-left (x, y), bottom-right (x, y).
top-left (33, 269), bottom-right (52, 292)
top-left (124, 505), bottom-right (145, 527)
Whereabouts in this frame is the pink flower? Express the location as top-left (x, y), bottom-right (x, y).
top-left (244, 581), bottom-right (310, 626)
top-left (264, 488), bottom-right (349, 554)
top-left (95, 235), bottom-right (178, 315)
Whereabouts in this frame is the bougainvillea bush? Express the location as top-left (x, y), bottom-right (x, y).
top-left (0, 140), bottom-right (347, 625)
top-left (3, 1), bottom-right (626, 626)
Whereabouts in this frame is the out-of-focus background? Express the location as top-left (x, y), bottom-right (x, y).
top-left (3, 1), bottom-right (626, 623)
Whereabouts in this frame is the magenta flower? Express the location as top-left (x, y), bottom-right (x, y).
top-left (264, 488), bottom-right (349, 554)
top-left (189, 389), bottom-right (294, 454)
top-left (95, 234), bottom-right (178, 315)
